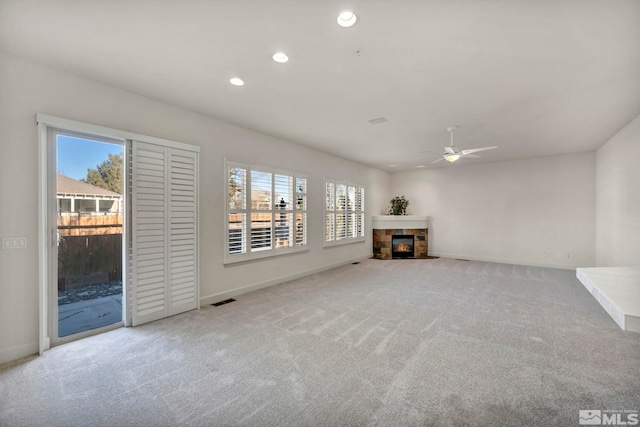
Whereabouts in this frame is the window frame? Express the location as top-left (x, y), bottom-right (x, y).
top-left (324, 178), bottom-right (366, 247)
top-left (225, 160), bottom-right (308, 264)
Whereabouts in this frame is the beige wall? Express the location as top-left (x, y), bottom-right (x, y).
top-left (389, 153), bottom-right (596, 268)
top-left (596, 114), bottom-right (640, 266)
top-left (0, 52), bottom-right (390, 364)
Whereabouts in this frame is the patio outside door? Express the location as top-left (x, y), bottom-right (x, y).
top-left (51, 130), bottom-right (125, 342)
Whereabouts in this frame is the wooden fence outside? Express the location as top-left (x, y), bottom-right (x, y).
top-left (58, 234), bottom-right (122, 286)
top-left (58, 213), bottom-right (123, 236)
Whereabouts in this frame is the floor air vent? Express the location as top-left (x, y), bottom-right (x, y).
top-left (212, 298), bottom-right (236, 307)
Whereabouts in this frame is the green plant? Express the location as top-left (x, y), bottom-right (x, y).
top-left (388, 196), bottom-right (409, 215)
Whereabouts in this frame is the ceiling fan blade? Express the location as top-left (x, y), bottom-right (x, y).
top-left (432, 157), bottom-right (445, 164)
top-left (460, 146), bottom-right (497, 155)
top-left (444, 146), bottom-right (457, 154)
top-left (461, 154), bottom-right (481, 158)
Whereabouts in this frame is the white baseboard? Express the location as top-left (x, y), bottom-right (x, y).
top-left (0, 342), bottom-right (38, 366)
top-left (428, 252), bottom-right (577, 270)
top-left (200, 254), bottom-right (372, 306)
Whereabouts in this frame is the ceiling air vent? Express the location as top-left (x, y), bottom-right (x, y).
top-left (368, 117), bottom-right (388, 125)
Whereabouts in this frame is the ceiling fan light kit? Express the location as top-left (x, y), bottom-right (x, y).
top-left (433, 126), bottom-right (498, 164)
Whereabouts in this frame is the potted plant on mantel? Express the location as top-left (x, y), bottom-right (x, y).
top-left (388, 196), bottom-right (409, 215)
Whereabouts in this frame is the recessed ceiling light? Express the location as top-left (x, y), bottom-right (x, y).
top-left (388, 164), bottom-right (398, 168)
top-left (417, 165), bottom-right (426, 168)
top-left (337, 10), bottom-right (357, 27)
top-left (272, 52), bottom-right (289, 63)
top-left (229, 77), bottom-right (244, 86)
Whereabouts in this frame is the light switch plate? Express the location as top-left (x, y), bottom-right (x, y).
top-left (1, 237), bottom-right (27, 250)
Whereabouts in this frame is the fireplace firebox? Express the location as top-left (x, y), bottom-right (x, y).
top-left (392, 235), bottom-right (415, 258)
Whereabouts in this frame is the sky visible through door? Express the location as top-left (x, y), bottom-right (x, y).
top-left (57, 135), bottom-right (122, 180)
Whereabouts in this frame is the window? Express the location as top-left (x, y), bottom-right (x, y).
top-left (226, 161), bottom-right (307, 263)
top-left (325, 180), bottom-right (365, 245)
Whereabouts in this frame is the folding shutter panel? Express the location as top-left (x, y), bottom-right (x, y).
top-left (168, 148), bottom-right (198, 315)
top-left (132, 142), bottom-right (168, 326)
top-left (131, 142), bottom-right (198, 326)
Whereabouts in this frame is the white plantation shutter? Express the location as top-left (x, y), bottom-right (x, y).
top-left (336, 184), bottom-right (347, 240)
top-left (125, 142), bottom-right (133, 326)
top-left (347, 186), bottom-right (356, 238)
top-left (325, 182), bottom-right (335, 242)
top-left (226, 161), bottom-right (307, 263)
top-left (251, 170), bottom-right (272, 251)
top-left (295, 177), bottom-right (307, 246)
top-left (325, 179), bottom-right (365, 245)
top-left (356, 187), bottom-right (364, 238)
top-left (274, 174), bottom-right (293, 249)
top-left (132, 141), bottom-right (198, 326)
top-left (132, 143), bottom-right (168, 325)
top-left (228, 167), bottom-right (246, 255)
top-left (169, 149), bottom-right (197, 314)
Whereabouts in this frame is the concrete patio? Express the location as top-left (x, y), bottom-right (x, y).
top-left (58, 294), bottom-right (123, 337)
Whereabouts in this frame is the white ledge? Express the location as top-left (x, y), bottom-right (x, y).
top-left (372, 215), bottom-right (429, 229)
top-left (576, 267), bottom-right (640, 333)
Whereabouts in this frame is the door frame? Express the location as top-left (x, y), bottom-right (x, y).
top-left (37, 115), bottom-right (130, 353)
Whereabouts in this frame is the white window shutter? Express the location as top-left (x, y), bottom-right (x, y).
top-left (226, 162), bottom-right (306, 263)
top-left (132, 142), bottom-right (168, 325)
top-left (227, 166), bottom-right (247, 255)
top-left (168, 148), bottom-right (198, 315)
top-left (131, 142), bottom-right (198, 326)
top-left (324, 179), bottom-right (365, 246)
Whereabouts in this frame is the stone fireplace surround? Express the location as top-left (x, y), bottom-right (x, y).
top-left (372, 215), bottom-right (429, 260)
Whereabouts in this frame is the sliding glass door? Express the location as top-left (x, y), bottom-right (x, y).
top-left (39, 115), bottom-right (199, 353)
top-left (50, 129), bottom-right (125, 342)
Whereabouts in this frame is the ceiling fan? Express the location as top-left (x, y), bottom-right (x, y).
top-left (433, 126), bottom-right (497, 164)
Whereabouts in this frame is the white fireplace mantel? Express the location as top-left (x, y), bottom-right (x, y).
top-left (372, 215), bottom-right (429, 230)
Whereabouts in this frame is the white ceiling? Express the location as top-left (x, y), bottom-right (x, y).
top-left (1, 0), bottom-right (639, 171)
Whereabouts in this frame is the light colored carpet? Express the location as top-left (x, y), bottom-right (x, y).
top-left (1, 258), bottom-right (639, 426)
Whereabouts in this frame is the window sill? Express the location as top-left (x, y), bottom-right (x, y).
top-left (224, 246), bottom-right (309, 266)
top-left (323, 237), bottom-right (366, 248)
